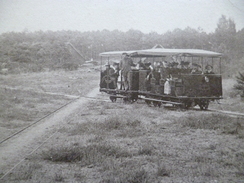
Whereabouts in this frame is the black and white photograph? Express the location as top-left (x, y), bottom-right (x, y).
top-left (0, 0), bottom-right (244, 182)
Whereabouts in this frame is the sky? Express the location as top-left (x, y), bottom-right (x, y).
top-left (0, 0), bottom-right (243, 34)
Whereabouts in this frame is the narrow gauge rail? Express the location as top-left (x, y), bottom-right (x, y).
top-left (99, 47), bottom-right (223, 110)
top-left (0, 98), bottom-right (78, 145)
top-left (0, 94), bottom-right (111, 145)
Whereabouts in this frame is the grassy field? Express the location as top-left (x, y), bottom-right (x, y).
top-left (0, 70), bottom-right (244, 182)
top-left (210, 78), bottom-right (244, 113)
top-left (3, 100), bottom-right (244, 183)
top-left (0, 66), bottom-right (99, 141)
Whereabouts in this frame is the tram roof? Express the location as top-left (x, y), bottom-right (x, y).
top-left (99, 48), bottom-right (222, 58)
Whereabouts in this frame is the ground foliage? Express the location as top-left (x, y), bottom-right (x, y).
top-left (234, 72), bottom-right (244, 97)
top-left (0, 15), bottom-right (243, 76)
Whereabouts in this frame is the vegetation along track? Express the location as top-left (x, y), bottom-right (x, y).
top-left (0, 97), bottom-right (79, 145)
top-left (0, 94), bottom-right (110, 145)
top-left (1, 93), bottom-right (243, 146)
top-left (208, 108), bottom-right (244, 118)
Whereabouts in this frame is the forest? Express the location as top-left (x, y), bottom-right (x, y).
top-left (0, 15), bottom-right (243, 77)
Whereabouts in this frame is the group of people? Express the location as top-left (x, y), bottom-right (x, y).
top-left (103, 53), bottom-right (215, 91)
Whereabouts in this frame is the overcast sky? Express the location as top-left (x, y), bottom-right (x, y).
top-left (0, 0), bottom-right (243, 34)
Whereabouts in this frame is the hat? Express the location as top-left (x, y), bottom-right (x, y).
top-left (122, 52), bottom-right (129, 56)
top-left (205, 65), bottom-right (213, 69)
top-left (144, 63), bottom-right (151, 67)
top-left (192, 63), bottom-right (201, 68)
top-left (181, 61), bottom-right (190, 65)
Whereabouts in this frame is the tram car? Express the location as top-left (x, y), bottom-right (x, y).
top-left (99, 47), bottom-right (223, 110)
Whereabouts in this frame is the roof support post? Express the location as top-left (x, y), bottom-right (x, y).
top-left (201, 57), bottom-right (203, 71)
top-left (100, 56), bottom-right (103, 71)
top-left (219, 57), bottom-right (222, 74)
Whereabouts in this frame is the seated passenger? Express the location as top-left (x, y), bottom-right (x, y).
top-left (179, 61), bottom-right (191, 73)
top-left (136, 58), bottom-right (148, 70)
top-left (204, 65), bottom-right (215, 83)
top-left (105, 64), bottom-right (115, 75)
top-left (191, 63), bottom-right (202, 74)
top-left (204, 65), bottom-right (215, 75)
top-left (159, 61), bottom-right (170, 81)
top-left (168, 61), bottom-right (180, 76)
top-left (103, 64), bottom-right (117, 89)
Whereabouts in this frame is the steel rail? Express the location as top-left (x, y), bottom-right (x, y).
top-left (208, 108), bottom-right (244, 117)
top-left (0, 95), bottom-right (111, 145)
top-left (0, 98), bottom-right (79, 145)
top-left (1, 94), bottom-right (243, 146)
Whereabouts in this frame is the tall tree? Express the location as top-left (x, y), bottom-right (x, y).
top-left (214, 15), bottom-right (236, 55)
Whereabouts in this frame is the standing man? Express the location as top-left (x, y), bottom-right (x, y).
top-left (119, 53), bottom-right (135, 90)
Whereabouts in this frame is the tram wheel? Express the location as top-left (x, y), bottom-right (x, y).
top-left (109, 96), bottom-right (117, 102)
top-left (145, 100), bottom-right (151, 106)
top-left (153, 101), bottom-right (158, 107)
top-left (199, 99), bottom-right (209, 110)
top-left (153, 101), bottom-right (161, 107)
top-left (183, 101), bottom-right (192, 109)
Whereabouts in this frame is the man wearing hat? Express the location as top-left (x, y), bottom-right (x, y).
top-left (119, 53), bottom-right (135, 90)
top-left (204, 65), bottom-right (215, 75)
top-left (191, 63), bottom-right (202, 74)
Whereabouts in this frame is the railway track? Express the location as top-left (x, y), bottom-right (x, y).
top-left (208, 108), bottom-right (244, 117)
top-left (0, 95), bottom-right (110, 145)
top-left (0, 94), bottom-right (243, 180)
top-left (1, 96), bottom-right (243, 146)
top-left (0, 98), bottom-right (79, 145)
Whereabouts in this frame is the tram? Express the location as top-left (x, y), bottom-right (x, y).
top-left (99, 47), bottom-right (222, 110)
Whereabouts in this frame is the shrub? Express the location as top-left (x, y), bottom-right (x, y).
top-left (234, 72), bottom-right (244, 97)
top-left (42, 144), bottom-right (132, 165)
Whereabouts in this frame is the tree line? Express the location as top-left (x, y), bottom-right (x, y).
top-left (0, 15), bottom-right (243, 76)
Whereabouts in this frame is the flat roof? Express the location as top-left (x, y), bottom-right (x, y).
top-left (99, 48), bottom-right (222, 58)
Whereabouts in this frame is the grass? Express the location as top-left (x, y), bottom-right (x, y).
top-left (7, 162), bottom-right (42, 181)
top-left (100, 168), bottom-right (151, 183)
top-left (0, 68), bottom-right (99, 141)
top-left (42, 143), bottom-right (132, 165)
top-left (178, 113), bottom-right (244, 138)
top-left (1, 75), bottom-right (244, 182)
top-left (4, 102), bottom-right (244, 182)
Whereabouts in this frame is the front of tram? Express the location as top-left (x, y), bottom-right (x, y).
top-left (99, 51), bottom-right (121, 101)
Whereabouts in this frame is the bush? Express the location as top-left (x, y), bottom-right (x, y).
top-left (234, 72), bottom-right (244, 97)
top-left (42, 144), bottom-right (132, 165)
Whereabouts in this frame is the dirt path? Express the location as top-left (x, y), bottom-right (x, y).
top-left (0, 87), bottom-right (100, 177)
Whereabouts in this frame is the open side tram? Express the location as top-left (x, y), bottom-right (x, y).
top-left (99, 48), bottom-right (223, 110)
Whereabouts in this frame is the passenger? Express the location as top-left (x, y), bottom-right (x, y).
top-left (164, 78), bottom-right (171, 95)
top-left (136, 58), bottom-right (147, 70)
top-left (143, 62), bottom-right (152, 91)
top-left (105, 64), bottom-right (115, 75)
top-left (143, 62), bottom-right (151, 70)
top-left (153, 61), bottom-right (161, 72)
top-left (159, 61), bottom-right (170, 81)
top-left (119, 53), bottom-right (136, 90)
top-left (191, 63), bottom-right (202, 74)
top-left (204, 65), bottom-right (215, 83)
top-left (178, 61), bottom-right (191, 74)
top-left (102, 64), bottom-right (117, 89)
top-left (204, 65), bottom-right (215, 75)
top-left (169, 61), bottom-right (179, 75)
top-left (112, 62), bottom-right (120, 87)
